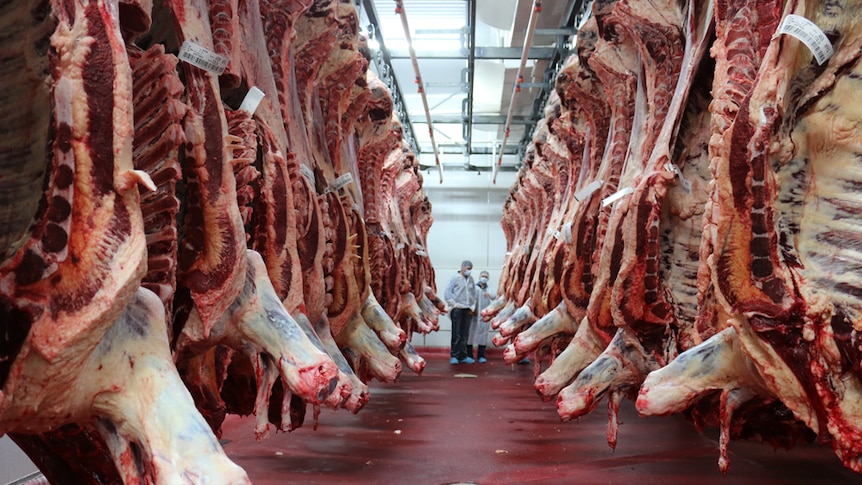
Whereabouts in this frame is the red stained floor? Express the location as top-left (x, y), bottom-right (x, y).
top-left (220, 349), bottom-right (860, 485)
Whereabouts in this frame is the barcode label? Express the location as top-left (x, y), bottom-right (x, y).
top-left (664, 163), bottom-right (692, 193)
top-left (300, 164), bottom-right (315, 184)
top-left (178, 41), bottom-right (229, 74)
top-left (239, 86), bottom-right (265, 115)
top-left (777, 14), bottom-right (833, 65)
top-left (574, 179), bottom-right (603, 202)
top-left (601, 187), bottom-right (634, 208)
top-left (327, 172), bottom-right (354, 192)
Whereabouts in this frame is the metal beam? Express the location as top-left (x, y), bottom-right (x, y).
top-left (427, 115), bottom-right (535, 125)
top-left (414, 145), bottom-right (521, 155)
top-left (520, 82), bottom-right (552, 89)
top-left (534, 28), bottom-right (577, 36)
top-left (417, 163), bottom-right (521, 173)
top-left (388, 46), bottom-right (557, 60)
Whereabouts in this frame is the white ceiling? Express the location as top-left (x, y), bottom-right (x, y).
top-left (356, 0), bottom-right (586, 183)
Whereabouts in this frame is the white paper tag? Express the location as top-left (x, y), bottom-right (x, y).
top-left (178, 41), bottom-right (229, 75)
top-left (239, 86), bottom-right (265, 115)
top-left (563, 222), bottom-right (573, 244)
top-left (664, 163), bottom-right (692, 193)
top-left (396, 243), bottom-right (405, 250)
top-left (327, 172), bottom-right (354, 192)
top-left (505, 251), bottom-right (513, 256)
top-left (601, 187), bottom-right (634, 208)
top-left (553, 230), bottom-right (562, 240)
top-left (300, 164), bottom-right (315, 184)
top-left (574, 179), bottom-right (603, 202)
top-left (777, 14), bottom-right (834, 65)
top-left (416, 249), bottom-right (428, 257)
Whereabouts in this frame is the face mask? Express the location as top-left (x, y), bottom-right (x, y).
top-left (463, 269), bottom-right (472, 277)
top-left (479, 277), bottom-right (488, 284)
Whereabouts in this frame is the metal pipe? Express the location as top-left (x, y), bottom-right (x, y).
top-left (395, 0), bottom-right (444, 183)
top-left (466, 0), bottom-right (477, 157)
top-left (493, 0), bottom-right (542, 184)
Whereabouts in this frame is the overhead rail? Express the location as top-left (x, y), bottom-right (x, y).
top-left (493, 0), bottom-right (542, 184)
top-left (395, 0), bottom-right (444, 184)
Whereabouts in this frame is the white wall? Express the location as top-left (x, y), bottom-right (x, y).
top-left (411, 169), bottom-right (517, 348)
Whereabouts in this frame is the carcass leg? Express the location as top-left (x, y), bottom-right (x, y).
top-left (176, 251), bottom-right (339, 405)
top-left (89, 290), bottom-right (250, 483)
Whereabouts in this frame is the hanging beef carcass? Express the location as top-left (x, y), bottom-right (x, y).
top-left (643, 0), bottom-right (862, 474)
top-left (503, 24), bottom-right (612, 368)
top-left (241, 0), bottom-right (366, 428)
top-left (556, 0), bottom-right (714, 451)
top-left (489, 139), bottom-right (554, 346)
top-left (290, 0), bottom-right (405, 385)
top-left (390, 147), bottom-right (440, 347)
top-left (354, 73), bottom-right (411, 353)
top-left (485, 142), bottom-right (546, 332)
top-left (634, 0), bottom-right (804, 474)
top-left (530, 0), bottom-right (640, 400)
top-left (496, 97), bottom-right (576, 363)
top-left (0, 1), bottom-right (249, 482)
top-left (153, 0), bottom-right (341, 441)
top-left (1, 0), bottom-right (444, 480)
top-left (259, 0), bottom-right (371, 414)
top-left (520, 100), bottom-right (572, 322)
top-left (382, 146), bottom-right (432, 336)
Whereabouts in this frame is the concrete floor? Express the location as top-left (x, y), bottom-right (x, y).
top-left (220, 349), bottom-right (861, 485)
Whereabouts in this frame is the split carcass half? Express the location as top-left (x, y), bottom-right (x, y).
top-left (636, 0), bottom-right (791, 474)
top-left (0, 1), bottom-right (248, 482)
top-left (664, 0), bottom-right (862, 473)
top-left (557, 0), bottom-right (712, 445)
top-left (296, 2), bottom-right (401, 382)
top-left (504, 31), bottom-right (613, 367)
top-left (259, 0), bottom-right (371, 414)
top-left (533, 10), bottom-right (641, 400)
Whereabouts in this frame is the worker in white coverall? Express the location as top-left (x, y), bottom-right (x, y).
top-left (467, 270), bottom-right (495, 363)
top-left (445, 260), bottom-right (477, 364)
